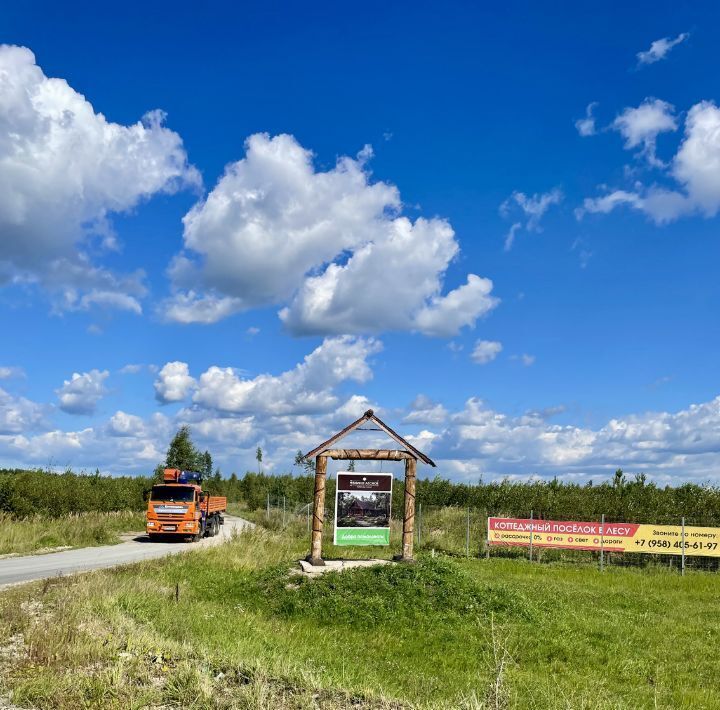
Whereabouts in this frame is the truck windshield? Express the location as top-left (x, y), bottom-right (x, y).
top-left (150, 486), bottom-right (194, 502)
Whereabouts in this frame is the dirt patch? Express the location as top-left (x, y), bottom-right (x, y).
top-left (296, 558), bottom-right (393, 577)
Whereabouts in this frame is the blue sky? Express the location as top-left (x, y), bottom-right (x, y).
top-left (1, 1), bottom-right (719, 483)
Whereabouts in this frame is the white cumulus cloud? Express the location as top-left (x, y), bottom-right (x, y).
top-left (0, 44), bottom-right (199, 313)
top-left (1, 413), bottom-right (171, 473)
top-left (425, 394), bottom-right (720, 483)
top-left (0, 366), bottom-right (24, 379)
top-left (119, 364), bottom-right (144, 375)
top-left (192, 336), bottom-right (381, 416)
top-left (163, 133), bottom-right (496, 336)
top-left (579, 100), bottom-right (720, 224)
top-left (673, 101), bottom-right (720, 216)
top-left (403, 395), bottom-right (448, 425)
top-left (5, 349), bottom-right (720, 483)
top-left (161, 291), bottom-right (245, 325)
top-left (107, 410), bottom-right (146, 437)
top-left (154, 362), bottom-right (196, 404)
top-left (612, 99), bottom-right (677, 166)
top-left (471, 340), bottom-right (503, 364)
top-left (0, 387), bottom-right (45, 434)
top-left (578, 187), bottom-right (689, 224)
top-left (56, 370), bottom-right (109, 415)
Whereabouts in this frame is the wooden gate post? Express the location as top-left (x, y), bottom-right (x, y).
top-left (308, 455), bottom-right (327, 565)
top-left (401, 457), bottom-right (417, 561)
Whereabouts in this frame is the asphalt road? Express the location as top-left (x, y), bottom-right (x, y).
top-left (0, 515), bottom-right (254, 589)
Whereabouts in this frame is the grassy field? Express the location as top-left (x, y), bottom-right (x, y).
top-left (0, 511), bottom-right (146, 556)
top-left (1, 514), bottom-right (720, 709)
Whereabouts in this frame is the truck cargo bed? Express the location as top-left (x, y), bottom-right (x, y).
top-left (205, 496), bottom-right (227, 514)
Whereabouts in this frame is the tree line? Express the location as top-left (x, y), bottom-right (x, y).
top-left (4, 466), bottom-right (719, 525)
top-left (219, 469), bottom-right (720, 525)
top-left (0, 468), bottom-right (151, 518)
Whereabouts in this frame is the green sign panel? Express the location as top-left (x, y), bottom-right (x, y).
top-left (335, 527), bottom-right (391, 546)
top-left (334, 472), bottom-right (393, 546)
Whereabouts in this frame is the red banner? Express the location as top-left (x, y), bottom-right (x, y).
top-left (489, 517), bottom-right (639, 552)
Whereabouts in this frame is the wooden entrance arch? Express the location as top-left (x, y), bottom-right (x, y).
top-left (304, 409), bottom-right (436, 565)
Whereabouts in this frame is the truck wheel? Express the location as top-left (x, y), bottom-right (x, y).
top-left (191, 523), bottom-right (204, 542)
top-left (207, 517), bottom-right (217, 537)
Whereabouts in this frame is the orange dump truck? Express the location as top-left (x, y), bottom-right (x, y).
top-left (146, 468), bottom-right (227, 541)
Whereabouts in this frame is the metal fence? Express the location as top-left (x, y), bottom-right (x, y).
top-left (257, 498), bottom-right (720, 574)
top-left (262, 494), bottom-right (314, 531)
top-left (415, 506), bottom-right (720, 574)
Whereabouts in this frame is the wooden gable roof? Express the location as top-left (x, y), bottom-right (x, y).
top-left (304, 409), bottom-right (436, 467)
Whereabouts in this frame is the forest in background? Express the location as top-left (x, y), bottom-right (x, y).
top-left (2, 466), bottom-right (720, 524)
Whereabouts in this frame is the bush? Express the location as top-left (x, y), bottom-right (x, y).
top-left (237, 557), bottom-right (537, 628)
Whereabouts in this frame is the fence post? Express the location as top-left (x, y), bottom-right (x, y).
top-left (418, 503), bottom-right (422, 548)
top-left (466, 507), bottom-right (470, 557)
top-left (266, 492), bottom-right (270, 520)
top-left (681, 516), bottom-right (686, 576)
top-left (282, 496), bottom-right (286, 527)
top-left (529, 509), bottom-right (534, 562)
top-left (485, 510), bottom-right (490, 559)
top-left (600, 513), bottom-right (605, 572)
top-left (307, 502), bottom-right (310, 532)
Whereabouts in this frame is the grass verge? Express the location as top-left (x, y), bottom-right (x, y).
top-left (1, 517), bottom-right (720, 708)
top-left (0, 511), bottom-right (145, 556)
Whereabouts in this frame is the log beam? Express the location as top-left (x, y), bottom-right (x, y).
top-left (323, 449), bottom-right (415, 461)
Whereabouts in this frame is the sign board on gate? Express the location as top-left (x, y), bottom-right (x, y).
top-left (334, 472), bottom-right (392, 546)
top-left (488, 517), bottom-right (720, 557)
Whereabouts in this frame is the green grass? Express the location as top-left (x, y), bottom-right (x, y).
top-left (0, 510), bottom-right (145, 556)
top-left (2, 515), bottom-right (720, 708)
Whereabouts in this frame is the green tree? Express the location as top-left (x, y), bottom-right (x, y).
top-left (210, 467), bottom-right (222, 493)
top-left (202, 450), bottom-right (213, 478)
top-left (294, 450), bottom-right (315, 474)
top-left (348, 459), bottom-right (356, 472)
top-left (152, 463), bottom-right (165, 483)
top-left (256, 446), bottom-right (263, 474)
top-left (165, 426), bottom-right (203, 471)
top-left (227, 472), bottom-right (240, 501)
top-left (613, 468), bottom-right (626, 491)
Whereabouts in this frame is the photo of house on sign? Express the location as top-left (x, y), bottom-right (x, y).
top-left (334, 472), bottom-right (392, 545)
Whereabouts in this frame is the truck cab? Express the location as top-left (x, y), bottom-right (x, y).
top-left (146, 468), bottom-right (226, 541)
